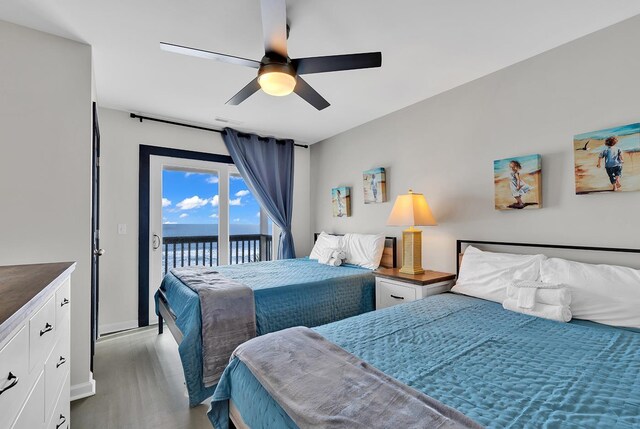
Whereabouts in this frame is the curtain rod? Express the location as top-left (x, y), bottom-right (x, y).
top-left (129, 113), bottom-right (309, 148)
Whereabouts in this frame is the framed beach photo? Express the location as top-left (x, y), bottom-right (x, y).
top-left (494, 154), bottom-right (542, 210)
top-left (363, 167), bottom-right (387, 204)
top-left (332, 187), bottom-right (351, 217)
top-left (574, 123), bottom-right (640, 194)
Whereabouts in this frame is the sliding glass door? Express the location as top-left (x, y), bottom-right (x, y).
top-left (149, 155), bottom-right (273, 321)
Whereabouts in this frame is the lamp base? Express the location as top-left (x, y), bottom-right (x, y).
top-left (399, 228), bottom-right (424, 275)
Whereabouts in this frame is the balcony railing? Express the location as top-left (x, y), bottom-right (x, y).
top-left (162, 234), bottom-right (273, 275)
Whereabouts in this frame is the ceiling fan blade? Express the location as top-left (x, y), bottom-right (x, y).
top-left (294, 77), bottom-right (330, 111)
top-left (160, 42), bottom-right (260, 69)
top-left (226, 78), bottom-right (261, 105)
top-left (260, 0), bottom-right (288, 57)
top-left (292, 52), bottom-right (382, 75)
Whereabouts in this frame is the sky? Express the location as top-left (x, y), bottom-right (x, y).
top-left (162, 170), bottom-right (261, 226)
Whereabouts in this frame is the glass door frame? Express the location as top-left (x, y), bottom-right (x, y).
top-left (137, 145), bottom-right (233, 327)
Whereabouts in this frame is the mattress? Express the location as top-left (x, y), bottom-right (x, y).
top-left (210, 293), bottom-right (640, 428)
top-left (156, 257), bottom-right (375, 406)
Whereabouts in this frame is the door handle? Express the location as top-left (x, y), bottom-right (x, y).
top-left (94, 248), bottom-right (105, 256)
top-left (56, 414), bottom-right (67, 429)
top-left (153, 234), bottom-right (161, 250)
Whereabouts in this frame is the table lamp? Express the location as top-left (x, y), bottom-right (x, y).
top-left (386, 189), bottom-right (437, 274)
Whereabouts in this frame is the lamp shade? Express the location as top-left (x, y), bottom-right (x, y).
top-left (386, 190), bottom-right (437, 226)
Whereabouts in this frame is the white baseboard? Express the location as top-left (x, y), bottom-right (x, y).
top-left (71, 372), bottom-right (96, 401)
top-left (99, 320), bottom-right (139, 336)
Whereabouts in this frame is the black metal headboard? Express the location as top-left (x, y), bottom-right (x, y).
top-left (314, 233), bottom-right (397, 269)
top-left (456, 239), bottom-right (640, 275)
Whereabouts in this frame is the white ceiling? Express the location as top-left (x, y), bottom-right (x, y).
top-left (1, 1), bottom-right (639, 144)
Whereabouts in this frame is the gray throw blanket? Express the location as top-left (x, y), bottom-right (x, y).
top-left (233, 326), bottom-right (483, 429)
top-left (171, 267), bottom-right (255, 387)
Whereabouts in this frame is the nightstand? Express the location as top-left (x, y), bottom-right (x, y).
top-left (373, 268), bottom-right (456, 310)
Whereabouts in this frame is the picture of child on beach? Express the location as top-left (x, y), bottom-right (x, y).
top-left (363, 167), bottom-right (387, 203)
top-left (332, 187), bottom-right (351, 217)
top-left (494, 154), bottom-right (542, 210)
top-left (574, 123), bottom-right (640, 194)
top-left (597, 136), bottom-right (624, 191)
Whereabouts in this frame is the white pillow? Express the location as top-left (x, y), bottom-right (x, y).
top-left (309, 232), bottom-right (344, 260)
top-left (343, 233), bottom-right (386, 270)
top-left (451, 246), bottom-right (546, 303)
top-left (540, 258), bottom-right (640, 329)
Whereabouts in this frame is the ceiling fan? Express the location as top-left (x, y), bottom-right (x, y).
top-left (160, 0), bottom-right (382, 111)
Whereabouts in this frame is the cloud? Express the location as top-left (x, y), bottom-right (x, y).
top-left (179, 213), bottom-right (188, 218)
top-left (177, 195), bottom-right (209, 210)
top-left (230, 175), bottom-right (243, 181)
top-left (184, 172), bottom-right (194, 177)
top-left (164, 221), bottom-right (177, 224)
top-left (233, 218), bottom-right (241, 222)
top-left (256, 211), bottom-right (261, 217)
top-left (235, 190), bottom-right (250, 197)
top-left (210, 213), bottom-right (218, 219)
top-left (210, 194), bottom-right (242, 207)
top-left (206, 176), bottom-right (219, 184)
top-left (162, 198), bottom-right (171, 207)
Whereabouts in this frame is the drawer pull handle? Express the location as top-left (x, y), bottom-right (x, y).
top-left (56, 414), bottom-right (67, 429)
top-left (40, 323), bottom-right (53, 336)
top-left (0, 372), bottom-right (19, 395)
top-left (56, 356), bottom-right (67, 368)
top-left (61, 298), bottom-right (70, 307)
top-left (390, 294), bottom-right (405, 300)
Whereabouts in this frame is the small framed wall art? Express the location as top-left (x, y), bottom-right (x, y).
top-left (332, 187), bottom-right (351, 217)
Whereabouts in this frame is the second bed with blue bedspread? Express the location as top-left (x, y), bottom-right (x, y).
top-left (157, 257), bottom-right (375, 406)
top-left (210, 293), bottom-right (640, 428)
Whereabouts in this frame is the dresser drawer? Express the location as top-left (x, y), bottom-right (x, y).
top-left (55, 279), bottom-right (71, 328)
top-left (10, 370), bottom-right (45, 429)
top-left (377, 279), bottom-right (416, 309)
top-left (44, 323), bottom-right (69, 420)
top-left (46, 377), bottom-right (69, 429)
top-left (29, 297), bottom-right (56, 372)
top-left (0, 327), bottom-right (30, 429)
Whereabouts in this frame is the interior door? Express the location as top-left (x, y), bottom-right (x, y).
top-left (90, 103), bottom-right (102, 369)
top-left (148, 156), bottom-right (231, 322)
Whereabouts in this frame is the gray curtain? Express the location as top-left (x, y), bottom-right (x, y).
top-left (222, 128), bottom-right (296, 259)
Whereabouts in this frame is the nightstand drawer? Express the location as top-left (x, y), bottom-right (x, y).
top-left (377, 280), bottom-right (416, 309)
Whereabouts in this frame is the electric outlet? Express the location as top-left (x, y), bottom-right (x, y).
top-left (118, 224), bottom-right (127, 235)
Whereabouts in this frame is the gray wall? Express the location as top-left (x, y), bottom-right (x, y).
top-left (311, 15), bottom-right (640, 274)
top-left (0, 20), bottom-right (93, 397)
top-left (97, 108), bottom-right (312, 334)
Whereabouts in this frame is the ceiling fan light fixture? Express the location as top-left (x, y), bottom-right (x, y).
top-left (257, 64), bottom-right (297, 96)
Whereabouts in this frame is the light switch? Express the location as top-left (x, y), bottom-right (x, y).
top-left (118, 224), bottom-right (127, 235)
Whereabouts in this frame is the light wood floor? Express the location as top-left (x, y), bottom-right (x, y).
top-left (71, 326), bottom-right (212, 429)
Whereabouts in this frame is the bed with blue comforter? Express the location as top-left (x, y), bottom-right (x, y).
top-left (209, 293), bottom-right (640, 428)
top-left (156, 257), bottom-right (375, 405)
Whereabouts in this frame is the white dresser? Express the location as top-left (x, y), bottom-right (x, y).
top-left (0, 262), bottom-right (75, 429)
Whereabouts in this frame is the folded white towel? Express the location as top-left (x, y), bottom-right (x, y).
top-left (507, 281), bottom-right (571, 307)
top-left (327, 258), bottom-right (342, 267)
top-left (330, 249), bottom-right (346, 260)
top-left (503, 298), bottom-right (572, 323)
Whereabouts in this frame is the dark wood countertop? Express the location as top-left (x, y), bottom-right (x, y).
top-left (0, 262), bottom-right (75, 345)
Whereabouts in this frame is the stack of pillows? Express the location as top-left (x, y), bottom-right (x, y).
top-left (309, 232), bottom-right (386, 269)
top-left (451, 245), bottom-right (640, 330)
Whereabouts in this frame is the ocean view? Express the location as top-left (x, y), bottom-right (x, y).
top-left (162, 223), bottom-right (265, 237)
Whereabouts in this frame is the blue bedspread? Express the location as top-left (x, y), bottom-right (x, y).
top-left (156, 258), bottom-right (374, 406)
top-left (210, 293), bottom-right (640, 428)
